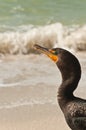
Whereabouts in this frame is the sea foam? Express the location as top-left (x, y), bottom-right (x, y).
top-left (0, 23), bottom-right (86, 54)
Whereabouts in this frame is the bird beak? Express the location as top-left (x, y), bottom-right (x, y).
top-left (34, 44), bottom-right (58, 62)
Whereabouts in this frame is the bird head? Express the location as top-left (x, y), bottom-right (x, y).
top-left (34, 44), bottom-right (59, 63)
top-left (34, 44), bottom-right (81, 81)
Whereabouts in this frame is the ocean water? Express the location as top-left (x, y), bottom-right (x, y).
top-left (0, 0), bottom-right (86, 27)
top-left (0, 1), bottom-right (85, 125)
top-left (0, 0), bottom-right (85, 53)
top-left (0, 1), bottom-right (85, 127)
top-left (0, 54), bottom-right (85, 109)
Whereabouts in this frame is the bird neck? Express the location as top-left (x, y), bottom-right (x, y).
top-left (58, 70), bottom-right (81, 111)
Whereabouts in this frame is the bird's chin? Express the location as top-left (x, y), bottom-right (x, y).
top-left (34, 44), bottom-right (58, 62)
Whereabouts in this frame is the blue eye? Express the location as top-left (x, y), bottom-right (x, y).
top-left (52, 49), bottom-right (60, 55)
top-left (52, 51), bottom-right (58, 55)
top-left (50, 49), bottom-right (59, 55)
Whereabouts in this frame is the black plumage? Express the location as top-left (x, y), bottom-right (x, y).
top-left (34, 44), bottom-right (86, 130)
top-left (55, 48), bottom-right (86, 130)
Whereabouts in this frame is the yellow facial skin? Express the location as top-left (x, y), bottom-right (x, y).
top-left (34, 44), bottom-right (58, 62)
top-left (47, 50), bottom-right (58, 62)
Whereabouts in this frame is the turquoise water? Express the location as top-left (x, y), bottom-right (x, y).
top-left (0, 0), bottom-right (86, 27)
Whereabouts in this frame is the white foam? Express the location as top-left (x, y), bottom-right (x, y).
top-left (0, 82), bottom-right (20, 87)
top-left (0, 23), bottom-right (86, 54)
top-left (0, 99), bottom-right (57, 109)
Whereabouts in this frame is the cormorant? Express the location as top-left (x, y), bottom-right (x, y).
top-left (34, 44), bottom-right (86, 130)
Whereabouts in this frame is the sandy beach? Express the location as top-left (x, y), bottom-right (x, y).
top-left (0, 0), bottom-right (86, 129)
top-left (0, 52), bottom-right (85, 130)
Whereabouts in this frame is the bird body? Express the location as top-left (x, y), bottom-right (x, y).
top-left (56, 48), bottom-right (86, 130)
top-left (64, 100), bottom-right (86, 130)
top-left (34, 44), bottom-right (86, 130)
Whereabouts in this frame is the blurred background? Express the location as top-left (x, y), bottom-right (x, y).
top-left (0, 1), bottom-right (86, 130)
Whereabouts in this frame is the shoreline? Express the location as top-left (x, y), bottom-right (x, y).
top-left (0, 52), bottom-right (85, 130)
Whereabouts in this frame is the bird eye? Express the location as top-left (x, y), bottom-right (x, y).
top-left (52, 50), bottom-right (58, 55)
top-left (49, 49), bottom-right (58, 55)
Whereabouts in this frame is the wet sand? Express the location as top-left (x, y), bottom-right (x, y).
top-left (0, 52), bottom-right (86, 130)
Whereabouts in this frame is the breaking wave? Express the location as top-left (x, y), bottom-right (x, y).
top-left (0, 23), bottom-right (86, 54)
